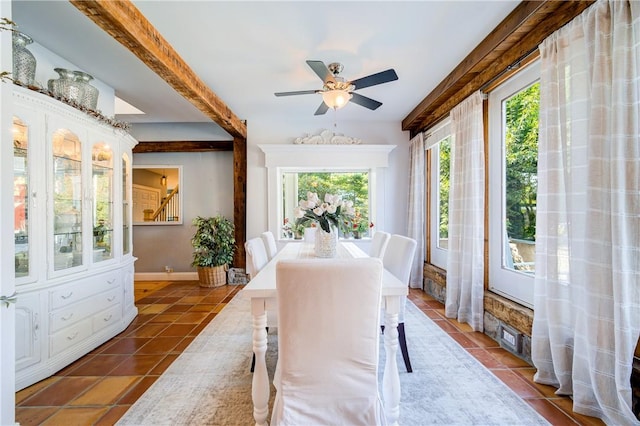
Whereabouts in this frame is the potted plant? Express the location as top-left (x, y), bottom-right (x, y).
top-left (191, 215), bottom-right (236, 287)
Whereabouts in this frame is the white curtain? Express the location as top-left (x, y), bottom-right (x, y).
top-left (532, 1), bottom-right (640, 424)
top-left (407, 133), bottom-right (425, 288)
top-left (445, 91), bottom-right (485, 331)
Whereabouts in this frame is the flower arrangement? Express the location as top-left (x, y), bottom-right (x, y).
top-left (352, 212), bottom-right (373, 233)
top-left (294, 192), bottom-right (355, 233)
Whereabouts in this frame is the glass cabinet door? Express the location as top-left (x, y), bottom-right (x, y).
top-left (122, 153), bottom-right (130, 255)
top-left (92, 142), bottom-right (113, 263)
top-left (13, 117), bottom-right (29, 278)
top-left (52, 129), bottom-right (83, 271)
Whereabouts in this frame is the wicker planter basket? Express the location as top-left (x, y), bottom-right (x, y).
top-left (197, 265), bottom-right (227, 288)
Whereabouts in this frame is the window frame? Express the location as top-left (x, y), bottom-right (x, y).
top-left (425, 118), bottom-right (451, 270)
top-left (487, 59), bottom-right (540, 308)
top-left (278, 168), bottom-right (376, 240)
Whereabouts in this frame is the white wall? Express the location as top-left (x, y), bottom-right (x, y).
top-left (245, 117), bottom-right (410, 244)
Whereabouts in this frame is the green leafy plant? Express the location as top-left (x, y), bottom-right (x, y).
top-left (191, 215), bottom-right (236, 267)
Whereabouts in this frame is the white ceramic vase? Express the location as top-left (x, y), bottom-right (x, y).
top-left (314, 227), bottom-right (337, 258)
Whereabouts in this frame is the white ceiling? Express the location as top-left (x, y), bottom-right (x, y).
top-left (11, 1), bottom-right (520, 137)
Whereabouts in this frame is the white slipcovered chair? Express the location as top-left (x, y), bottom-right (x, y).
top-left (245, 236), bottom-right (274, 372)
top-left (381, 234), bottom-right (417, 373)
top-left (369, 231), bottom-right (391, 258)
top-left (245, 237), bottom-right (269, 281)
top-left (261, 231), bottom-right (278, 260)
top-left (271, 258), bottom-right (386, 426)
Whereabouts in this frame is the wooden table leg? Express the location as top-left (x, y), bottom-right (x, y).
top-left (251, 298), bottom-right (269, 426)
top-left (383, 296), bottom-right (401, 426)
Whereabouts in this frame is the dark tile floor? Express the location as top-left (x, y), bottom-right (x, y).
top-left (15, 282), bottom-right (604, 425)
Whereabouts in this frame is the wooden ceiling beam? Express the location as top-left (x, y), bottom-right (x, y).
top-left (70, 0), bottom-right (247, 140)
top-left (402, 0), bottom-right (595, 135)
top-left (133, 141), bottom-right (234, 153)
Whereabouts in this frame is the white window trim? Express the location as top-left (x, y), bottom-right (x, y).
top-left (425, 118), bottom-right (451, 269)
top-left (488, 60), bottom-right (540, 308)
top-left (258, 144), bottom-right (395, 241)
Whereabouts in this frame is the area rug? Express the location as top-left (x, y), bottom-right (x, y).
top-left (117, 290), bottom-right (549, 425)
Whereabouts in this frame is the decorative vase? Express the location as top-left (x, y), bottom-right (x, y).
top-left (48, 68), bottom-right (85, 103)
top-left (73, 71), bottom-right (99, 110)
top-left (12, 31), bottom-right (36, 86)
top-left (314, 227), bottom-right (338, 258)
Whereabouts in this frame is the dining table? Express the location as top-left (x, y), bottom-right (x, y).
top-left (242, 241), bottom-right (407, 426)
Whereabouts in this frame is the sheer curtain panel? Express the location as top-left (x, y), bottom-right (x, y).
top-left (445, 91), bottom-right (485, 331)
top-left (532, 1), bottom-right (640, 424)
top-left (407, 133), bottom-right (425, 288)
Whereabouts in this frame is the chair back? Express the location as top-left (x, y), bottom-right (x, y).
top-left (245, 237), bottom-right (269, 280)
top-left (261, 231), bottom-right (278, 260)
top-left (382, 234), bottom-right (417, 285)
top-left (271, 258), bottom-right (386, 426)
top-left (369, 231), bottom-right (390, 258)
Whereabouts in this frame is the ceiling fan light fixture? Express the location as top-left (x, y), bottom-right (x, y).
top-left (322, 89), bottom-right (352, 110)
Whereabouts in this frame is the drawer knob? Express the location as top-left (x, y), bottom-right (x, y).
top-left (67, 332), bottom-right (78, 341)
top-left (61, 313), bottom-right (74, 321)
top-left (61, 292), bottom-right (73, 300)
top-left (103, 314), bottom-right (113, 322)
top-left (107, 296), bottom-right (116, 302)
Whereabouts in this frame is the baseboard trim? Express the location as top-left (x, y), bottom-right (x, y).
top-left (135, 272), bottom-right (198, 281)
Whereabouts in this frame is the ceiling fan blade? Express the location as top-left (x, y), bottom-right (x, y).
top-left (350, 92), bottom-right (382, 110)
top-left (350, 69), bottom-right (398, 90)
top-left (314, 102), bottom-right (330, 116)
top-left (274, 90), bottom-right (319, 97)
top-left (306, 60), bottom-right (336, 84)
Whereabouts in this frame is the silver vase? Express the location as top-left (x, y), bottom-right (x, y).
top-left (73, 71), bottom-right (99, 110)
top-left (48, 68), bottom-right (85, 103)
top-left (12, 31), bottom-right (36, 86)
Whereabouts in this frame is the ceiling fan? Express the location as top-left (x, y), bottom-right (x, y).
top-left (275, 60), bottom-right (398, 115)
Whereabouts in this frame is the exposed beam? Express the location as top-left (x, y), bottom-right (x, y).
top-left (233, 135), bottom-right (247, 269)
top-left (402, 0), bottom-right (595, 135)
top-left (133, 141), bottom-right (234, 153)
top-left (70, 0), bottom-right (247, 139)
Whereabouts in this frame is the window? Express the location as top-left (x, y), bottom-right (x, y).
top-left (488, 60), bottom-right (540, 308)
top-left (281, 171), bottom-right (371, 239)
top-left (426, 119), bottom-right (451, 269)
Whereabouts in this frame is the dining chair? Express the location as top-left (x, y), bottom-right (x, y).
top-left (245, 236), bottom-right (275, 372)
top-left (381, 234), bottom-right (417, 373)
top-left (261, 231), bottom-right (278, 260)
top-left (245, 237), bottom-right (269, 281)
top-left (369, 231), bottom-right (390, 258)
top-left (271, 258), bottom-right (386, 426)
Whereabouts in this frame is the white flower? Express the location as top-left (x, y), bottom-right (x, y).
top-left (294, 206), bottom-right (305, 219)
top-left (313, 206), bottom-right (325, 216)
top-left (326, 204), bottom-right (337, 214)
top-left (308, 192), bottom-right (320, 205)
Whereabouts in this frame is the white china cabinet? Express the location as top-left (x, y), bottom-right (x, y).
top-left (12, 86), bottom-right (137, 390)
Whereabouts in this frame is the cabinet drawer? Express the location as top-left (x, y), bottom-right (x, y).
top-left (49, 288), bottom-right (120, 333)
top-left (92, 304), bottom-right (121, 333)
top-left (50, 320), bottom-right (92, 356)
top-left (49, 271), bottom-right (119, 309)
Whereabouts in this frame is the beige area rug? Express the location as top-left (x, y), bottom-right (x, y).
top-left (117, 290), bottom-right (549, 425)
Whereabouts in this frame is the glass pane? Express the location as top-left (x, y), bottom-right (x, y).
top-left (14, 117), bottom-right (29, 278)
top-left (437, 137), bottom-right (451, 250)
top-left (503, 82), bottom-right (539, 274)
top-left (52, 129), bottom-right (83, 271)
top-left (92, 142), bottom-right (113, 262)
top-left (281, 171), bottom-right (370, 239)
top-left (122, 154), bottom-right (130, 254)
